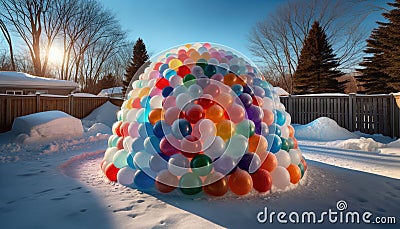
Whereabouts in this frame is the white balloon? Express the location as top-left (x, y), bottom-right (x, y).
top-left (271, 166), bottom-right (290, 189)
top-left (175, 93), bottom-right (192, 110)
top-left (126, 108), bottom-right (138, 122)
top-left (117, 167), bottom-right (136, 186)
top-left (262, 97), bottom-right (274, 110)
top-left (275, 150), bottom-right (291, 168)
top-left (133, 151), bottom-right (151, 170)
top-left (280, 125), bottom-right (290, 138)
top-left (123, 136), bottom-right (133, 152)
top-left (203, 136), bottom-right (226, 160)
top-left (188, 84), bottom-right (203, 99)
top-left (170, 75), bottom-right (183, 88)
top-left (168, 154), bottom-right (190, 176)
top-left (289, 149), bottom-right (301, 165)
top-left (104, 147), bottom-right (118, 163)
top-left (150, 95), bottom-right (163, 109)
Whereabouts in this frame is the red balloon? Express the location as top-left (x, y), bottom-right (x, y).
top-left (203, 84), bottom-right (220, 97)
top-left (105, 164), bottom-right (119, 181)
top-left (159, 136), bottom-right (180, 157)
top-left (155, 77), bottom-right (170, 89)
top-left (177, 65), bottom-right (191, 77)
top-left (132, 98), bottom-right (141, 108)
top-left (113, 121), bottom-right (123, 136)
top-left (196, 96), bottom-right (215, 109)
top-left (120, 122), bottom-right (130, 137)
top-left (251, 169), bottom-right (272, 192)
top-left (185, 104), bottom-right (204, 124)
top-left (301, 157), bottom-right (307, 171)
top-left (154, 62), bottom-right (163, 70)
top-left (116, 137), bottom-right (124, 150)
top-left (181, 135), bottom-right (201, 158)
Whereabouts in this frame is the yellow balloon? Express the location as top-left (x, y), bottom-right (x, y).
top-left (126, 98), bottom-right (133, 109)
top-left (138, 87), bottom-right (150, 98)
top-left (168, 59), bottom-right (183, 70)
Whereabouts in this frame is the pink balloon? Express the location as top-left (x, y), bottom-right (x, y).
top-left (149, 87), bottom-right (162, 97)
top-left (227, 104), bottom-right (245, 123)
top-left (128, 122), bottom-right (140, 138)
top-left (193, 119), bottom-right (216, 140)
top-left (149, 70), bottom-right (160, 79)
top-left (164, 107), bottom-right (182, 125)
top-left (169, 75), bottom-right (182, 88)
top-left (162, 96), bottom-right (176, 110)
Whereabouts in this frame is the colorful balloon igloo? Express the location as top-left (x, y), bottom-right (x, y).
top-left (101, 43), bottom-right (307, 196)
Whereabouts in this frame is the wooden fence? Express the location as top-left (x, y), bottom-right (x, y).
top-left (0, 94), bottom-right (124, 133)
top-left (280, 93), bottom-right (400, 138)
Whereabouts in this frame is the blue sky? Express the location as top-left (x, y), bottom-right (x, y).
top-left (102, 0), bottom-right (282, 58)
top-left (102, 0), bottom-right (386, 61)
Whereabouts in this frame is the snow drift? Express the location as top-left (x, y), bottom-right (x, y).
top-left (12, 111), bottom-right (83, 143)
top-left (294, 117), bottom-right (358, 141)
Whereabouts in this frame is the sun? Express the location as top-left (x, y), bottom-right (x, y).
top-left (48, 45), bottom-right (64, 66)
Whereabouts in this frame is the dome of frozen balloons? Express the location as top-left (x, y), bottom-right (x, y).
top-left (100, 43), bottom-right (307, 197)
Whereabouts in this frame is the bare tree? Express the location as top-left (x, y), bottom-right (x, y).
top-left (249, 0), bottom-right (375, 93)
top-left (0, 18), bottom-right (15, 70)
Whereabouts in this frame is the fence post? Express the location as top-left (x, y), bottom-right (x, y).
top-left (389, 93), bottom-right (398, 138)
top-left (348, 93), bottom-right (356, 132)
top-left (288, 94), bottom-right (293, 114)
top-left (68, 94), bottom-right (74, 116)
top-left (36, 93), bottom-right (41, 112)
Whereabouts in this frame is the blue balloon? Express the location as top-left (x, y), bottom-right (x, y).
top-left (266, 134), bottom-right (282, 153)
top-left (164, 69), bottom-right (176, 80)
top-left (159, 64), bottom-right (169, 74)
top-left (131, 137), bottom-right (146, 152)
top-left (127, 152), bottom-right (137, 169)
top-left (153, 120), bottom-right (171, 138)
top-left (144, 136), bottom-right (161, 154)
top-left (138, 122), bottom-right (154, 137)
top-left (140, 95), bottom-right (151, 108)
top-left (162, 86), bottom-right (174, 97)
top-left (171, 119), bottom-right (192, 139)
top-left (253, 85), bottom-right (265, 97)
top-left (136, 109), bottom-right (149, 123)
top-left (255, 122), bottom-right (269, 136)
top-left (275, 110), bottom-right (286, 126)
top-left (231, 84), bottom-right (243, 96)
top-left (133, 170), bottom-right (154, 189)
top-left (268, 123), bottom-right (281, 137)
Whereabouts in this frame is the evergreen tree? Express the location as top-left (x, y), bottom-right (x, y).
top-left (123, 38), bottom-right (149, 95)
top-left (294, 21), bottom-right (345, 94)
top-left (357, 0), bottom-right (400, 94)
top-left (98, 73), bottom-right (119, 90)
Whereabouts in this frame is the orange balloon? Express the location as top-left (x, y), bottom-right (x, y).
top-left (228, 169), bottom-right (253, 196)
top-left (263, 109), bottom-right (274, 126)
top-left (155, 170), bottom-right (179, 193)
top-left (216, 120), bottom-right (235, 140)
top-left (236, 75), bottom-right (247, 86)
top-left (223, 73), bottom-right (238, 86)
top-left (148, 108), bottom-right (163, 125)
top-left (200, 52), bottom-right (211, 60)
top-left (248, 134), bottom-right (268, 155)
top-left (260, 152), bottom-right (277, 172)
top-left (288, 125), bottom-right (295, 138)
top-left (293, 137), bottom-right (299, 149)
top-left (287, 164), bottom-right (301, 184)
top-left (203, 172), bottom-right (228, 197)
top-left (205, 104), bottom-right (225, 123)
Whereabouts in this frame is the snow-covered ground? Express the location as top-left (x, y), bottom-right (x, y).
top-left (0, 105), bottom-right (399, 228)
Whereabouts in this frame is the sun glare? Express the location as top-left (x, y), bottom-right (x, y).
top-left (48, 46), bottom-right (64, 66)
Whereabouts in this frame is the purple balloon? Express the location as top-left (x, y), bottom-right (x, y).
top-left (238, 153), bottom-right (261, 173)
top-left (238, 93), bottom-right (253, 108)
top-left (211, 73), bottom-right (224, 82)
top-left (213, 156), bottom-right (238, 175)
top-left (255, 122), bottom-right (269, 136)
top-left (253, 85), bottom-right (266, 97)
top-left (247, 105), bottom-right (263, 123)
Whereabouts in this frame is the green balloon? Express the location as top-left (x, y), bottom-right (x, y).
top-left (196, 59), bottom-right (208, 70)
top-left (281, 137), bottom-right (290, 151)
top-left (235, 120), bottom-right (255, 138)
top-left (179, 172), bottom-right (203, 195)
top-left (204, 65), bottom-right (216, 77)
top-left (183, 74), bottom-right (196, 87)
top-left (298, 163), bottom-right (305, 178)
top-left (190, 154), bottom-right (212, 176)
top-left (287, 138), bottom-right (295, 149)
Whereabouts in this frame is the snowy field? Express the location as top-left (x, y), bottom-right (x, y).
top-left (0, 103), bottom-right (399, 228)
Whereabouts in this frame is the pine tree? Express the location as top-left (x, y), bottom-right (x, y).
top-left (294, 21), bottom-right (345, 94)
top-left (123, 38), bottom-right (149, 95)
top-left (357, 0), bottom-right (400, 94)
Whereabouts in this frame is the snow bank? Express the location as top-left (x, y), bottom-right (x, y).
top-left (81, 101), bottom-right (119, 128)
top-left (294, 117), bottom-right (358, 141)
top-left (98, 86), bottom-right (123, 96)
top-left (0, 71), bottom-right (78, 88)
top-left (12, 111), bottom-right (83, 143)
